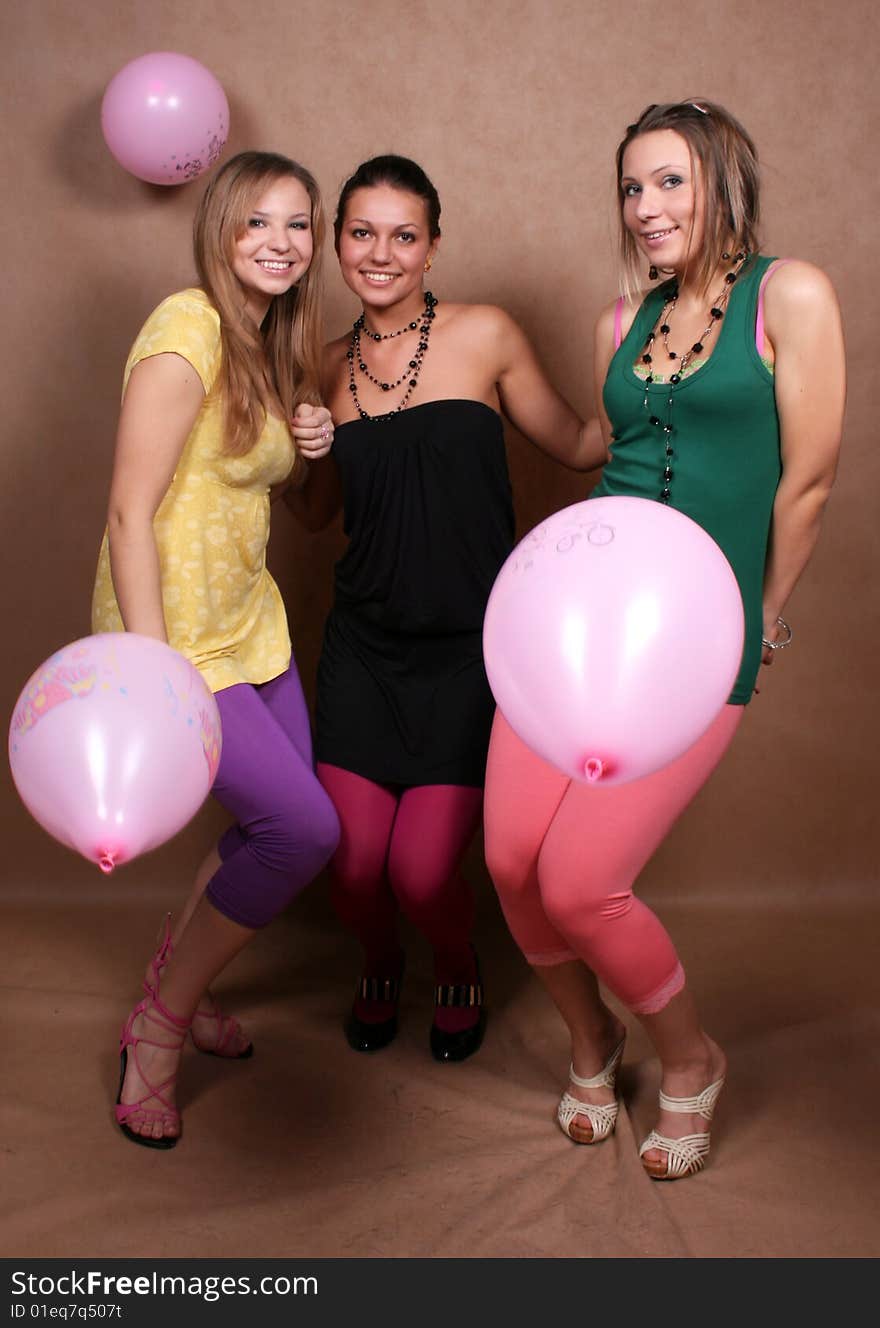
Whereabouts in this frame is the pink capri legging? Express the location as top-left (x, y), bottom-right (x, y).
top-left (484, 704), bottom-right (743, 1015)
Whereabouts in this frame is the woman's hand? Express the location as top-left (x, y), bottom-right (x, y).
top-left (291, 403), bottom-right (334, 460)
top-left (760, 612), bottom-right (787, 668)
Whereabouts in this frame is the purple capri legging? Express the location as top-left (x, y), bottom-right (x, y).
top-left (205, 662), bottom-right (341, 929)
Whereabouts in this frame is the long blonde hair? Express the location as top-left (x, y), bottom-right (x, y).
top-left (194, 150), bottom-right (326, 457)
top-left (615, 100), bottom-right (761, 302)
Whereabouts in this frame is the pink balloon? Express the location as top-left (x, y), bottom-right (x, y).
top-left (101, 52), bottom-right (229, 185)
top-left (483, 497), bottom-right (744, 786)
top-left (8, 634), bottom-right (222, 873)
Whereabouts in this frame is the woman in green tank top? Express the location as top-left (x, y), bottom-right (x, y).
top-left (485, 100), bottom-right (845, 1180)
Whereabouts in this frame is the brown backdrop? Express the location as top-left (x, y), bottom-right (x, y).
top-left (2, 0), bottom-right (878, 1263)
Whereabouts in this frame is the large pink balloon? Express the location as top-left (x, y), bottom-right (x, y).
top-left (101, 52), bottom-right (229, 185)
top-left (8, 634), bottom-right (222, 873)
top-left (483, 497), bottom-right (744, 785)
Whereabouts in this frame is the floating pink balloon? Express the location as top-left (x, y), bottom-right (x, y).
top-left (101, 51), bottom-right (229, 185)
top-left (483, 497), bottom-right (744, 785)
top-left (8, 634), bottom-right (222, 873)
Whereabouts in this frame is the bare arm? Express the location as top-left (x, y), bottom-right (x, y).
top-left (760, 262), bottom-right (845, 658)
top-left (489, 308), bottom-right (607, 472)
top-left (105, 353), bottom-right (205, 640)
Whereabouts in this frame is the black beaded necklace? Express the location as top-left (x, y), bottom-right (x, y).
top-left (357, 311), bottom-right (425, 342)
top-left (641, 252), bottom-right (749, 502)
top-left (347, 291), bottom-right (437, 422)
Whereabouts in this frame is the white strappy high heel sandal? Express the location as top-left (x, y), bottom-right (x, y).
top-left (557, 1039), bottom-right (626, 1144)
top-left (639, 1076), bottom-right (725, 1179)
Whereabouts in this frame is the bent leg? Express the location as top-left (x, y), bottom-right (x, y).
top-left (387, 784), bottom-right (483, 1035)
top-left (486, 706), bottom-right (741, 1145)
top-left (317, 763), bottom-right (401, 963)
top-left (484, 709), bottom-right (578, 964)
top-left (119, 674), bottom-right (341, 1143)
top-left (317, 763), bottom-right (404, 1028)
top-left (207, 680), bottom-right (341, 929)
top-left (175, 664), bottom-right (335, 935)
top-left (537, 704), bottom-right (743, 1012)
top-left (386, 783), bottom-right (483, 954)
top-left (484, 711), bottom-right (625, 1129)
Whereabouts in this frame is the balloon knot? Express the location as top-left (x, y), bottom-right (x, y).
top-left (584, 758), bottom-right (606, 783)
top-left (98, 852), bottom-right (116, 875)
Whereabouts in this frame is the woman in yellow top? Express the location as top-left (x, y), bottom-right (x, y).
top-left (93, 150), bottom-right (340, 1149)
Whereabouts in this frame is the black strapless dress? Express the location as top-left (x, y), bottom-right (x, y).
top-left (315, 399), bottom-right (515, 787)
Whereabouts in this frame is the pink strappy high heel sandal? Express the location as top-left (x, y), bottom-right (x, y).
top-left (145, 914), bottom-right (253, 1060)
top-left (115, 991), bottom-right (189, 1150)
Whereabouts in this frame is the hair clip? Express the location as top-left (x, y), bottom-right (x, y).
top-left (689, 102), bottom-right (709, 114)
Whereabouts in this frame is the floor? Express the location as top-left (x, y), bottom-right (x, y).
top-left (4, 836), bottom-right (878, 1262)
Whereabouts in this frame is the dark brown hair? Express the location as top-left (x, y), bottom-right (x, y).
top-left (334, 154), bottom-right (442, 248)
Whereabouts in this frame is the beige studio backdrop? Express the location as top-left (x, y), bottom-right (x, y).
top-left (1, 0), bottom-right (878, 1261)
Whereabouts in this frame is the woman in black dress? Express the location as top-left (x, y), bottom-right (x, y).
top-left (295, 156), bottom-right (605, 1060)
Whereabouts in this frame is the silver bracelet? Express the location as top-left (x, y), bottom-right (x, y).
top-left (761, 616), bottom-right (793, 650)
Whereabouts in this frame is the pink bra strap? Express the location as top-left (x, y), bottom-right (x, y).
top-left (755, 259), bottom-right (793, 353)
top-left (613, 297), bottom-right (624, 350)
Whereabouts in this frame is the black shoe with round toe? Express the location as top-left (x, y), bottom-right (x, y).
top-left (429, 973), bottom-right (486, 1064)
top-left (344, 973), bottom-right (402, 1054)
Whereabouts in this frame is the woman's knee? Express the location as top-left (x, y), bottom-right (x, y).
top-left (250, 783), bottom-right (340, 877)
top-left (484, 831), bottom-right (536, 903)
top-left (300, 784), bottom-right (341, 871)
top-left (329, 844), bottom-right (387, 903)
top-left (386, 853), bottom-right (453, 910)
top-left (539, 863), bottom-right (632, 943)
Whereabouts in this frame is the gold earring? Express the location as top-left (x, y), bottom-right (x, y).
top-left (424, 258), bottom-right (433, 272)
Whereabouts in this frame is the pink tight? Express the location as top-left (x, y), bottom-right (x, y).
top-left (316, 764), bottom-right (483, 974)
top-left (484, 705), bottom-right (743, 1014)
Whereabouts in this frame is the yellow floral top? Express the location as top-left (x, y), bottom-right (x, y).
top-left (91, 289), bottom-right (295, 693)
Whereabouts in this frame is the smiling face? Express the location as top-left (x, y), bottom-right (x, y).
top-left (336, 184), bottom-right (439, 316)
top-left (620, 129), bottom-right (705, 274)
top-left (231, 176), bottom-right (314, 321)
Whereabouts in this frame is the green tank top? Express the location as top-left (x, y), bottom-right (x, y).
top-left (595, 254), bottom-right (781, 704)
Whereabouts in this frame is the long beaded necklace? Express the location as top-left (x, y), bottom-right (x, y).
top-left (347, 291), bottom-right (437, 422)
top-left (641, 251), bottom-right (749, 503)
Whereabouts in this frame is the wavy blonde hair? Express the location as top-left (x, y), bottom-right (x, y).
top-left (193, 150), bottom-right (326, 458)
top-left (615, 100), bottom-right (761, 302)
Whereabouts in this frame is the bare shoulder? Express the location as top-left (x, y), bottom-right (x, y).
top-left (763, 259), bottom-right (840, 318)
top-left (596, 290), bottom-right (645, 343)
top-left (441, 301), bottom-right (519, 341)
top-left (595, 297), bottom-right (618, 341)
top-left (437, 303), bottom-right (529, 374)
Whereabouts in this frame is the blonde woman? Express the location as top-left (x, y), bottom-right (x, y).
top-left (92, 151), bottom-right (340, 1149)
top-left (485, 100), bottom-right (845, 1179)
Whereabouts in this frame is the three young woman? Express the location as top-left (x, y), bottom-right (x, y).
top-left (484, 100), bottom-right (845, 1178)
top-left (93, 151), bottom-right (340, 1147)
top-left (96, 103), bottom-right (844, 1175)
